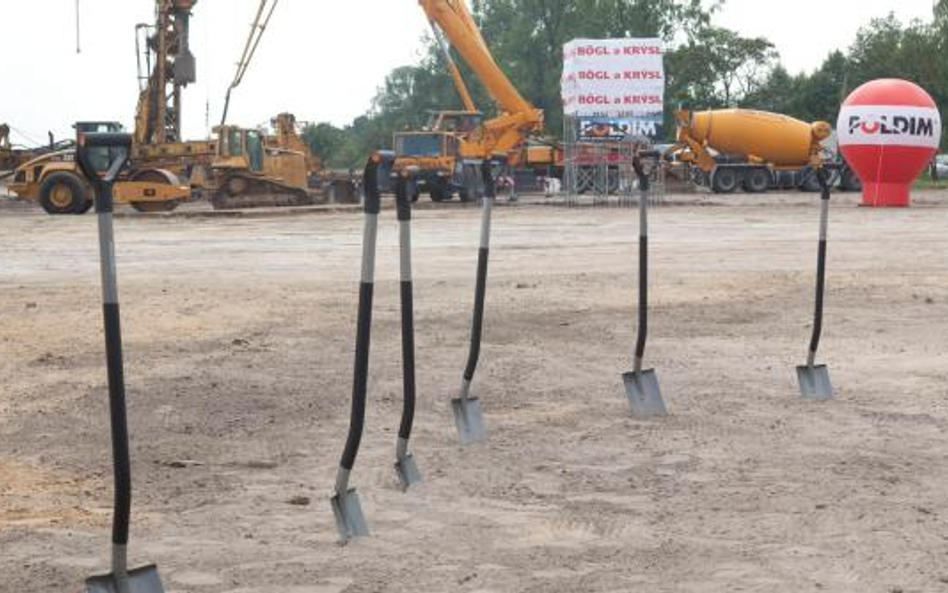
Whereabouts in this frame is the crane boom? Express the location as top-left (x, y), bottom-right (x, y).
top-left (220, 0), bottom-right (280, 127)
top-left (420, 0), bottom-right (538, 123)
top-left (430, 23), bottom-right (477, 113)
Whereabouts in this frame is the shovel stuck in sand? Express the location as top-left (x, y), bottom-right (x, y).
top-left (77, 133), bottom-right (166, 593)
top-left (622, 152), bottom-right (668, 418)
top-left (796, 168), bottom-right (834, 400)
top-left (451, 161), bottom-right (496, 445)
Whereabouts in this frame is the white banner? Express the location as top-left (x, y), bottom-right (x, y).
top-left (562, 38), bottom-right (665, 119)
top-left (838, 105), bottom-right (942, 148)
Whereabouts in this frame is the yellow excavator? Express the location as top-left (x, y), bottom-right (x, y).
top-left (391, 0), bottom-right (544, 201)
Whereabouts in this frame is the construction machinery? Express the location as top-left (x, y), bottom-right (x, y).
top-left (671, 108), bottom-right (862, 194)
top-left (391, 0), bottom-right (544, 201)
top-left (6, 122), bottom-right (190, 214)
top-left (10, 0), bottom-right (331, 212)
top-left (0, 123), bottom-right (75, 173)
top-left (266, 113), bottom-right (359, 203)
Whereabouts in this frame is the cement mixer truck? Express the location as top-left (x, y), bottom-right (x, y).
top-left (671, 109), bottom-right (861, 194)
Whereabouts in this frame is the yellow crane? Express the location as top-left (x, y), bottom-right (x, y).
top-left (392, 0), bottom-right (544, 201)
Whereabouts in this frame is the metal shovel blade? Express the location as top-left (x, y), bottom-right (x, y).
top-left (796, 364), bottom-right (833, 400)
top-left (330, 488), bottom-right (369, 542)
top-left (86, 565), bottom-right (164, 593)
top-left (622, 370), bottom-right (667, 418)
top-left (451, 397), bottom-right (487, 445)
top-left (394, 454), bottom-right (422, 491)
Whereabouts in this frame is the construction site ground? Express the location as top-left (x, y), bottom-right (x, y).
top-left (2, 190), bottom-right (948, 592)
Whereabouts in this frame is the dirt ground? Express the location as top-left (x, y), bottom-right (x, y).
top-left (2, 190), bottom-right (948, 593)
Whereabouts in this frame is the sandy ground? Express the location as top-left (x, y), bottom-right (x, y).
top-left (2, 190), bottom-right (948, 592)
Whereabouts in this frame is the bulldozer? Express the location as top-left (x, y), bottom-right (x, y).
top-left (266, 113), bottom-right (359, 203)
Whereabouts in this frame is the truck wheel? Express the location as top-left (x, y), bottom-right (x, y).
top-left (800, 171), bottom-right (821, 192)
top-left (430, 179), bottom-right (451, 202)
top-left (39, 171), bottom-right (89, 214)
top-left (458, 164), bottom-right (480, 202)
top-left (742, 168), bottom-right (770, 193)
top-left (711, 168), bottom-right (739, 194)
top-left (75, 199), bottom-right (94, 214)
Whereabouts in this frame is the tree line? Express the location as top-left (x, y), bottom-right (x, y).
top-left (304, 0), bottom-right (948, 170)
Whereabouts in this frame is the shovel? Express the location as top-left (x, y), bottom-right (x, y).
top-left (796, 168), bottom-right (834, 400)
top-left (394, 174), bottom-right (422, 490)
top-left (331, 156), bottom-right (383, 542)
top-left (451, 161), bottom-right (495, 445)
top-left (75, 133), bottom-right (166, 593)
top-left (622, 153), bottom-right (668, 418)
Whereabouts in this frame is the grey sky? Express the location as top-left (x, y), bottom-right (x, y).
top-left (0, 0), bottom-right (936, 146)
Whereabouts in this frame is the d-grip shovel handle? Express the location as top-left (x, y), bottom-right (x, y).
top-left (461, 161), bottom-right (496, 383)
top-left (339, 156), bottom-right (383, 477)
top-left (77, 131), bottom-right (135, 550)
top-left (75, 132), bottom-right (132, 213)
top-left (632, 156), bottom-right (650, 367)
top-left (395, 175), bottom-right (416, 446)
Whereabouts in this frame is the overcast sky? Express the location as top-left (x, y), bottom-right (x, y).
top-left (0, 0), bottom-right (936, 146)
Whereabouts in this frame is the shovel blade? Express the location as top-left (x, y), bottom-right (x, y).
top-left (796, 364), bottom-right (833, 400)
top-left (451, 397), bottom-right (487, 445)
top-left (330, 488), bottom-right (369, 542)
top-left (86, 565), bottom-right (164, 593)
top-left (394, 454), bottom-right (423, 491)
top-left (622, 370), bottom-right (667, 418)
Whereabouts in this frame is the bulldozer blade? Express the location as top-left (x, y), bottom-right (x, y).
top-left (331, 488), bottom-right (369, 542)
top-left (85, 565), bottom-right (165, 593)
top-left (394, 454), bottom-right (422, 491)
top-left (796, 364), bottom-right (833, 400)
top-left (451, 397), bottom-right (487, 445)
top-left (622, 370), bottom-right (667, 418)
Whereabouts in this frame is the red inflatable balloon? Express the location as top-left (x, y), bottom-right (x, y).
top-left (838, 79), bottom-right (942, 207)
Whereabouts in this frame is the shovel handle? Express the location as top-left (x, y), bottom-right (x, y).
top-left (462, 161), bottom-right (496, 382)
top-left (76, 132), bottom-right (132, 213)
top-left (77, 131), bottom-right (135, 548)
top-left (808, 168), bottom-right (831, 359)
top-left (633, 157), bottom-right (650, 365)
top-left (396, 175), bottom-right (416, 444)
top-left (340, 157), bottom-right (382, 473)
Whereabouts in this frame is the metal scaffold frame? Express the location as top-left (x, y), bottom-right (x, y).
top-left (562, 115), bottom-right (665, 207)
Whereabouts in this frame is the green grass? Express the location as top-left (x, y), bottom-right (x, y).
top-left (914, 172), bottom-right (948, 189)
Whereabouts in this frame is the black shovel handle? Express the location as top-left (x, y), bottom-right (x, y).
top-left (395, 175), bottom-right (416, 442)
top-left (462, 161), bottom-right (496, 381)
top-left (340, 157), bottom-right (382, 472)
top-left (809, 168), bottom-right (831, 358)
top-left (77, 131), bottom-right (134, 547)
top-left (632, 157), bottom-right (650, 362)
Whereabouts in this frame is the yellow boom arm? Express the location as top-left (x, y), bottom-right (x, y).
top-left (420, 0), bottom-right (543, 155)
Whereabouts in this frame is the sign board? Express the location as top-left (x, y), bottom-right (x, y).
top-left (562, 38), bottom-right (665, 138)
